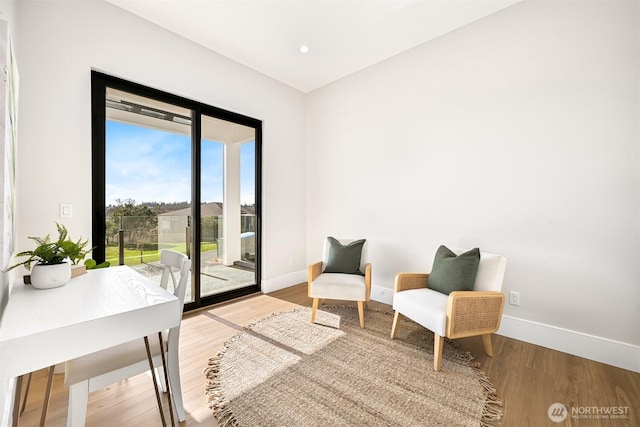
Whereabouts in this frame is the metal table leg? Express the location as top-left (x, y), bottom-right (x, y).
top-left (144, 336), bottom-right (167, 427)
top-left (157, 332), bottom-right (175, 427)
top-left (144, 334), bottom-right (175, 427)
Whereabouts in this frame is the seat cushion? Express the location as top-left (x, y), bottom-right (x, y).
top-left (392, 288), bottom-right (448, 336)
top-left (64, 331), bottom-right (168, 386)
top-left (323, 237), bottom-right (366, 275)
top-left (428, 245), bottom-right (480, 295)
top-left (309, 273), bottom-right (366, 301)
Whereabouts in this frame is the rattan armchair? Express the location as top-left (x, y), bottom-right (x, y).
top-left (390, 248), bottom-right (507, 371)
top-left (308, 237), bottom-right (371, 328)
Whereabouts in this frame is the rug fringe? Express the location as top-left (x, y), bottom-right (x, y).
top-left (205, 345), bottom-right (240, 426)
top-left (204, 308), bottom-right (312, 427)
top-left (432, 326), bottom-right (503, 427)
top-left (474, 362), bottom-right (504, 427)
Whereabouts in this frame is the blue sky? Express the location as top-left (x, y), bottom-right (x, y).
top-left (106, 121), bottom-right (255, 206)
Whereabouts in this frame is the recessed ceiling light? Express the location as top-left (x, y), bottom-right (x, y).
top-left (299, 45), bottom-right (310, 54)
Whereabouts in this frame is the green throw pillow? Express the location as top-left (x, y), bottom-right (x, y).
top-left (427, 245), bottom-right (480, 295)
top-left (324, 237), bottom-right (366, 275)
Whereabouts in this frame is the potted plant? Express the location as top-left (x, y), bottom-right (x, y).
top-left (84, 258), bottom-right (110, 270)
top-left (6, 223), bottom-right (93, 289)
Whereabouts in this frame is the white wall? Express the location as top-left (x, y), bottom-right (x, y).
top-left (306, 0), bottom-right (639, 370)
top-left (13, 0), bottom-right (307, 288)
top-left (0, 0), bottom-right (16, 317)
top-left (0, 1), bottom-right (18, 423)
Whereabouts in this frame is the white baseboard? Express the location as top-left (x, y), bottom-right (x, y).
top-left (261, 270), bottom-right (307, 294)
top-left (498, 315), bottom-right (640, 373)
top-left (371, 286), bottom-right (640, 373)
top-left (370, 284), bottom-right (394, 305)
top-left (264, 280), bottom-right (639, 373)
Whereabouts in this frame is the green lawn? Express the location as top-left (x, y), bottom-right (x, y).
top-left (105, 242), bottom-right (216, 266)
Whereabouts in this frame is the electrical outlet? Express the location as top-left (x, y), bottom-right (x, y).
top-left (60, 203), bottom-right (72, 218)
top-left (288, 256), bottom-right (294, 266)
top-left (509, 291), bottom-right (520, 306)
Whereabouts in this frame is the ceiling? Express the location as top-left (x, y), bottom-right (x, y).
top-left (106, 0), bottom-right (521, 93)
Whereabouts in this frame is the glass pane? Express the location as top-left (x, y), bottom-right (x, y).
top-left (200, 115), bottom-right (256, 297)
top-left (105, 88), bottom-right (192, 298)
top-left (240, 140), bottom-right (256, 264)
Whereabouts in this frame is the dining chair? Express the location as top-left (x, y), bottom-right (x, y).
top-left (63, 250), bottom-right (191, 426)
top-left (308, 237), bottom-right (371, 328)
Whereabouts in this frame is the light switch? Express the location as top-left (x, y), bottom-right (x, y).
top-left (60, 203), bottom-right (72, 218)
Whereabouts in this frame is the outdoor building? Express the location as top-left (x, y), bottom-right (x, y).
top-left (158, 202), bottom-right (256, 264)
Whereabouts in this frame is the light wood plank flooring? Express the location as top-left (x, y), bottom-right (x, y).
top-left (15, 283), bottom-right (640, 426)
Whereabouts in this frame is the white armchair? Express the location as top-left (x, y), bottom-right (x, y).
top-left (391, 247), bottom-right (507, 371)
top-left (308, 237), bottom-right (371, 328)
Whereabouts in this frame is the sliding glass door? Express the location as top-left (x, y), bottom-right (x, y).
top-left (92, 71), bottom-right (261, 310)
top-left (198, 115), bottom-right (257, 299)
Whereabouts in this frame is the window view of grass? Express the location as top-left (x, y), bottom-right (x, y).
top-left (105, 242), bottom-right (217, 266)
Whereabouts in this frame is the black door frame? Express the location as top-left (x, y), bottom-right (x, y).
top-left (91, 70), bottom-right (262, 311)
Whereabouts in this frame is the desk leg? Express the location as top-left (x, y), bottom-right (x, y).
top-left (157, 332), bottom-right (175, 427)
top-left (12, 375), bottom-right (23, 427)
top-left (144, 336), bottom-right (167, 427)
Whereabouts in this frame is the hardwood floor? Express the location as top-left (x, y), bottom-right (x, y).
top-left (16, 283), bottom-right (640, 426)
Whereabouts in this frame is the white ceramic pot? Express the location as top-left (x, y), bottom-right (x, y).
top-left (30, 262), bottom-right (72, 289)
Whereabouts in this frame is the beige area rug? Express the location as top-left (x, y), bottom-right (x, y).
top-left (205, 306), bottom-right (502, 427)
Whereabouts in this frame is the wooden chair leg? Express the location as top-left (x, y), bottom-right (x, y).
top-left (19, 372), bottom-right (32, 415)
top-left (12, 375), bottom-right (23, 427)
top-left (311, 298), bottom-right (319, 323)
top-left (357, 301), bottom-right (364, 328)
top-left (40, 366), bottom-right (55, 427)
top-left (482, 334), bottom-right (494, 357)
top-left (434, 334), bottom-right (444, 371)
top-left (390, 311), bottom-right (400, 339)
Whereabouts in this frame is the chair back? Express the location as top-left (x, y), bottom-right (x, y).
top-left (159, 250), bottom-right (191, 354)
top-left (159, 249), bottom-right (191, 307)
top-left (322, 237), bottom-right (369, 274)
top-left (451, 247), bottom-right (507, 292)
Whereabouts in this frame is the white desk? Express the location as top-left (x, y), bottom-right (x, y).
top-left (0, 266), bottom-right (180, 382)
